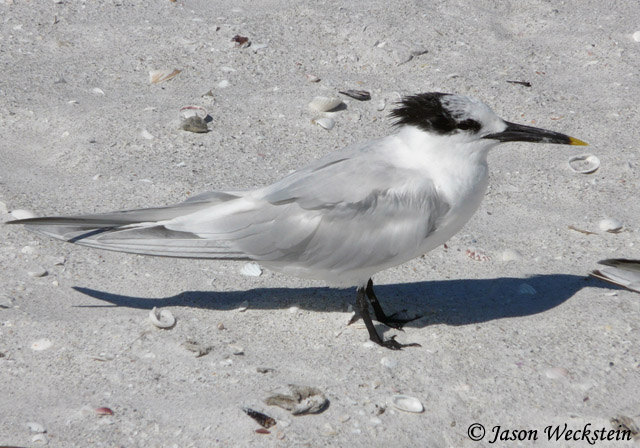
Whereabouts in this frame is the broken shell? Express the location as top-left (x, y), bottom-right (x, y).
top-left (149, 68), bottom-right (181, 84)
top-left (265, 385), bottom-right (328, 415)
top-left (149, 307), bottom-right (176, 329)
top-left (241, 262), bottom-right (262, 276)
top-left (568, 154), bottom-right (600, 174)
top-left (180, 116), bottom-right (209, 133)
top-left (308, 96), bottom-right (342, 113)
top-left (599, 218), bottom-right (623, 233)
top-left (27, 422), bottom-right (46, 434)
top-left (339, 90), bottom-right (371, 101)
top-left (392, 395), bottom-right (424, 413)
top-left (312, 117), bottom-right (335, 130)
top-left (305, 74), bottom-right (321, 82)
top-left (179, 105), bottom-right (207, 119)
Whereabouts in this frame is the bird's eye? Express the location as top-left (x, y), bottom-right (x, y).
top-left (457, 119), bottom-right (481, 132)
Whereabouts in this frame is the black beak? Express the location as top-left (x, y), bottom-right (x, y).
top-left (483, 121), bottom-right (588, 146)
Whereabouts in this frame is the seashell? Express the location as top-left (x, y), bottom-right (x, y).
top-left (392, 395), bottom-right (424, 413)
top-left (264, 385), bottom-right (328, 415)
top-left (308, 96), bottom-right (342, 113)
top-left (180, 116), bottom-right (209, 133)
top-left (376, 99), bottom-right (386, 111)
top-left (599, 218), bottom-right (623, 233)
top-left (339, 90), bottom-right (371, 101)
top-left (243, 407), bottom-right (276, 428)
top-left (518, 283), bottom-right (537, 295)
top-left (501, 248), bottom-right (523, 262)
top-left (312, 117), bottom-right (335, 130)
top-left (568, 154), bottom-right (600, 174)
top-left (149, 307), bottom-right (176, 329)
top-left (32, 433), bottom-right (48, 445)
top-left (149, 68), bottom-right (181, 84)
top-left (28, 267), bottom-right (48, 278)
top-left (94, 407), bottom-right (114, 416)
top-left (236, 300), bottom-right (249, 312)
top-left (27, 422), bottom-right (46, 434)
top-left (380, 356), bottom-right (398, 369)
top-left (241, 262), bottom-right (262, 276)
top-left (633, 31), bottom-right (640, 42)
top-left (306, 74), bottom-right (321, 82)
top-left (31, 338), bottom-right (53, 351)
top-left (179, 105), bottom-right (207, 119)
top-left (11, 209), bottom-right (37, 220)
top-left (92, 87), bottom-right (105, 96)
top-left (544, 367), bottom-right (569, 380)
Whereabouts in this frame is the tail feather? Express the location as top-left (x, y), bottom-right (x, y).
top-left (6, 191), bottom-right (251, 260)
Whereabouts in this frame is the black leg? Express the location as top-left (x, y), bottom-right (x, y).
top-left (365, 278), bottom-right (421, 329)
top-left (355, 283), bottom-right (421, 350)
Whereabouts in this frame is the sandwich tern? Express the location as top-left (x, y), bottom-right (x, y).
top-left (8, 92), bottom-right (587, 349)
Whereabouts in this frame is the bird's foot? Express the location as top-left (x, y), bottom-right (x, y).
top-left (375, 311), bottom-right (422, 330)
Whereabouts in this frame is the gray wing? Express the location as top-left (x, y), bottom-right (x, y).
top-left (166, 138), bottom-right (450, 272)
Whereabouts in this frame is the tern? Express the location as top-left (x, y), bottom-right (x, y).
top-left (8, 92), bottom-right (587, 349)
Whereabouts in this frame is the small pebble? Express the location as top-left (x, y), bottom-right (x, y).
top-left (141, 129), bottom-right (154, 140)
top-left (288, 306), bottom-right (300, 313)
top-left (31, 339), bottom-right (53, 351)
top-left (217, 322), bottom-right (225, 330)
top-left (180, 116), bottom-right (208, 133)
top-left (392, 395), bottom-right (424, 413)
top-left (544, 367), bottom-right (570, 380)
top-left (21, 245), bottom-right (36, 254)
top-left (28, 267), bottom-right (48, 278)
top-left (501, 248), bottom-right (523, 262)
top-left (377, 100), bottom-right (386, 111)
top-left (380, 357), bottom-right (398, 369)
top-left (229, 344), bottom-right (244, 355)
top-left (217, 79), bottom-right (230, 88)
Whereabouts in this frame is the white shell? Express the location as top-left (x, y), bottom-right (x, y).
top-left (11, 209), bottom-right (37, 220)
top-left (633, 31), bottom-right (640, 42)
top-left (31, 338), bottom-right (53, 351)
top-left (27, 422), bottom-right (46, 434)
top-left (149, 68), bottom-right (181, 84)
top-left (501, 249), bottom-right (523, 262)
top-left (305, 74), bottom-right (320, 82)
top-left (179, 105), bottom-right (207, 119)
top-left (240, 262), bottom-right (262, 276)
top-left (568, 154), bottom-right (600, 174)
top-left (518, 283), bottom-right (537, 295)
top-left (392, 395), bottom-right (424, 413)
top-left (308, 96), bottom-right (342, 113)
top-left (599, 218), bottom-right (623, 233)
top-left (312, 117), bottom-right (335, 130)
top-left (149, 307), bottom-right (176, 329)
top-left (544, 367), bottom-right (569, 380)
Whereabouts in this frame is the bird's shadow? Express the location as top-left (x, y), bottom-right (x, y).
top-left (72, 274), bottom-right (610, 328)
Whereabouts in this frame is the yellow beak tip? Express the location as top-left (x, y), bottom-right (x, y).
top-left (569, 137), bottom-right (589, 146)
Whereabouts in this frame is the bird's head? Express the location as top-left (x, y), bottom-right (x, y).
top-left (390, 92), bottom-right (587, 148)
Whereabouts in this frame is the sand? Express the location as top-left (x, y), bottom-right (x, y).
top-left (1, 0), bottom-right (639, 446)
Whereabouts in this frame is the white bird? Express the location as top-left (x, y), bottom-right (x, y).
top-left (8, 92), bottom-right (587, 349)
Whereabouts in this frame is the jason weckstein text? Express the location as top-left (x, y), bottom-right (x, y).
top-left (488, 423), bottom-right (631, 445)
